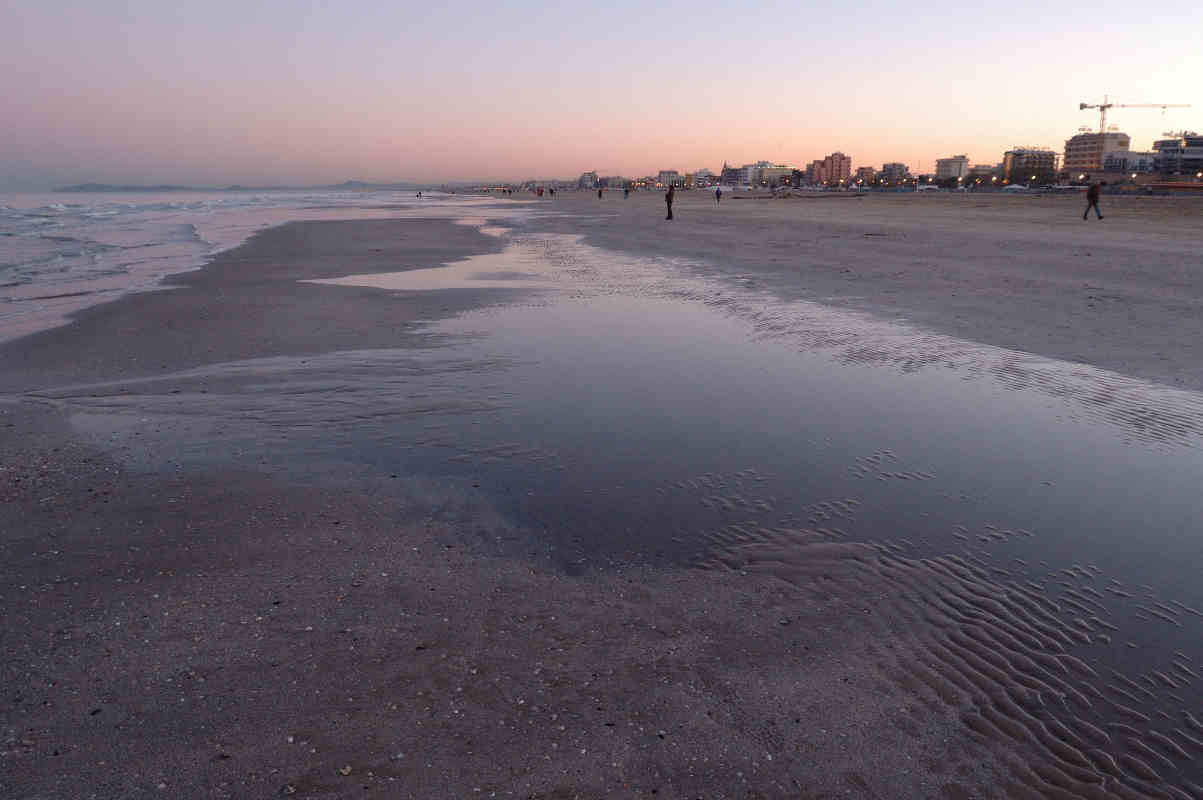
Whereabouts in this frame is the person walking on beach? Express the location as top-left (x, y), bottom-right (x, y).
top-left (624, 187), bottom-right (630, 199)
top-left (665, 184), bottom-right (675, 220)
top-left (598, 188), bottom-right (603, 199)
top-left (1084, 180), bottom-right (1104, 220)
top-left (715, 186), bottom-right (722, 204)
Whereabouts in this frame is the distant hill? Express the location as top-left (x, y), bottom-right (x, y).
top-left (57, 184), bottom-right (202, 192)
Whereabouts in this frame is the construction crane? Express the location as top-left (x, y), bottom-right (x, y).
top-left (1079, 95), bottom-right (1190, 135)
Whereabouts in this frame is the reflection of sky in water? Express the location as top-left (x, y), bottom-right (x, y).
top-left (49, 224), bottom-right (1203, 776)
top-left (306, 245), bottom-right (550, 291)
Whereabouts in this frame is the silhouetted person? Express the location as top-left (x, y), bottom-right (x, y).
top-left (665, 185), bottom-right (675, 220)
top-left (1084, 180), bottom-right (1104, 220)
top-left (715, 186), bottom-right (722, 203)
top-left (624, 188), bottom-right (630, 199)
top-left (598, 188), bottom-right (603, 199)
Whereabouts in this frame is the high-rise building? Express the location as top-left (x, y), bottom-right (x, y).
top-left (1002, 148), bottom-right (1057, 184)
top-left (1153, 131), bottom-right (1203, 176)
top-left (855, 166), bottom-right (876, 184)
top-left (577, 171), bottom-right (599, 189)
top-left (1064, 131), bottom-right (1130, 173)
top-left (805, 152), bottom-right (852, 185)
top-left (968, 164), bottom-right (995, 178)
top-left (823, 152), bottom-right (852, 184)
top-left (935, 154), bottom-right (970, 180)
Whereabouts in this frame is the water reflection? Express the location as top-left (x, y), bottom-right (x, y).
top-left (40, 219), bottom-right (1203, 793)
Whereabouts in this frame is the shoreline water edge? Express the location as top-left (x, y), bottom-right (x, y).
top-left (3, 192), bottom-right (1203, 798)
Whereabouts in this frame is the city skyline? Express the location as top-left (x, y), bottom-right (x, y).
top-left (2, 0), bottom-right (1199, 190)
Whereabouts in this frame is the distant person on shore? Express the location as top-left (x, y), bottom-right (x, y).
top-left (416, 191), bottom-right (422, 198)
top-left (665, 185), bottom-right (675, 220)
top-left (1084, 180), bottom-right (1104, 220)
top-left (598, 188), bottom-right (603, 199)
top-left (624, 188), bottom-right (630, 199)
top-left (715, 186), bottom-right (722, 204)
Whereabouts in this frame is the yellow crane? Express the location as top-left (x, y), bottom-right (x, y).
top-left (1079, 95), bottom-right (1190, 135)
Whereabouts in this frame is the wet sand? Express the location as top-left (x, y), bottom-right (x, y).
top-left (4, 199), bottom-right (1203, 798)
top-left (1, 402), bottom-right (1010, 799)
top-left (0, 218), bottom-right (510, 391)
top-left (532, 190), bottom-right (1203, 391)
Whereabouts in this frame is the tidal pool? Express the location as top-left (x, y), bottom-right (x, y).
top-left (51, 221), bottom-right (1203, 794)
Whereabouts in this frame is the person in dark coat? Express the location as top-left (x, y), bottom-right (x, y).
top-left (1084, 180), bottom-right (1104, 220)
top-left (598, 188), bottom-right (603, 199)
top-left (715, 186), bottom-right (722, 203)
top-left (665, 185), bottom-right (675, 220)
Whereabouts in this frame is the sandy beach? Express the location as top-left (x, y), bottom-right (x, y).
top-left (4, 192), bottom-right (1203, 799)
top-left (534, 190), bottom-right (1203, 390)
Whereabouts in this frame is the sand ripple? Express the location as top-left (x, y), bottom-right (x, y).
top-left (695, 528), bottom-right (1203, 798)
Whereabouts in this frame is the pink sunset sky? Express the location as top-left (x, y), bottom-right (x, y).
top-left (2, 0), bottom-right (1199, 189)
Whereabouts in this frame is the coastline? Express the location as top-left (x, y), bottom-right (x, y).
top-left (0, 214), bottom-right (1020, 798)
top-left (4, 203), bottom-right (1203, 797)
top-left (529, 190), bottom-right (1203, 392)
top-left (0, 214), bottom-right (1018, 799)
top-left (0, 217), bottom-right (511, 393)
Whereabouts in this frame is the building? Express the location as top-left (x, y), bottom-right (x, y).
top-left (720, 162), bottom-right (747, 185)
top-left (854, 166), bottom-right (876, 184)
top-left (805, 152), bottom-right (852, 185)
top-left (968, 164), bottom-right (995, 178)
top-left (1102, 151), bottom-right (1156, 174)
top-left (743, 163), bottom-right (767, 184)
top-left (1064, 131), bottom-right (1130, 173)
top-left (1002, 148), bottom-right (1057, 184)
top-left (656, 170), bottom-right (681, 187)
top-left (822, 152), bottom-right (852, 184)
top-left (1153, 131), bottom-right (1203, 176)
top-left (693, 168), bottom-right (715, 186)
top-left (758, 166), bottom-right (793, 186)
top-left (577, 171), bottom-right (598, 189)
top-left (935, 154), bottom-right (970, 180)
top-left (880, 163), bottom-right (909, 185)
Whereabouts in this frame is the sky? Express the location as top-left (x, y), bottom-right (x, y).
top-left (2, 0), bottom-right (1200, 189)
